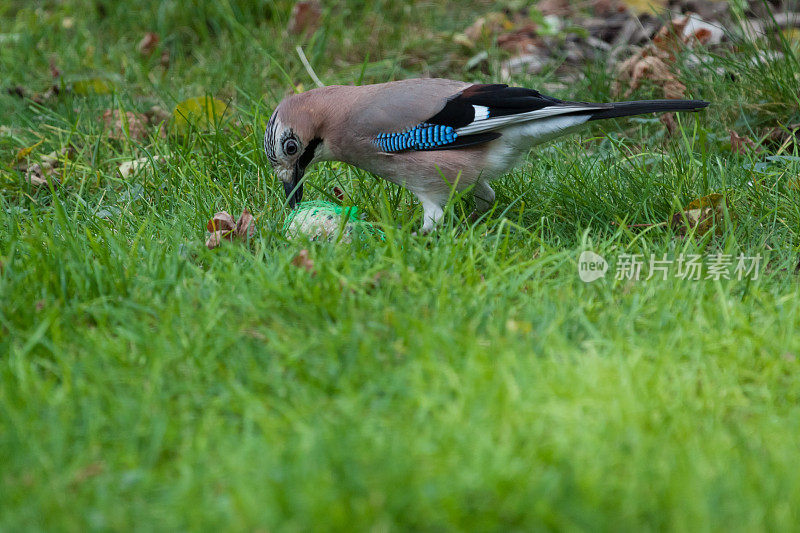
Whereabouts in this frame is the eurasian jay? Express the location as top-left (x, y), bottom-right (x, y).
top-left (264, 79), bottom-right (708, 232)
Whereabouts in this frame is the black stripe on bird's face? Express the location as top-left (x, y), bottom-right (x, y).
top-left (285, 137), bottom-right (322, 209)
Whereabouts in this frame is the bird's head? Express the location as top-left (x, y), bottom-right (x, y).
top-left (264, 95), bottom-right (325, 209)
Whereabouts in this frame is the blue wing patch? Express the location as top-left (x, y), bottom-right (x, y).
top-left (375, 123), bottom-right (457, 152)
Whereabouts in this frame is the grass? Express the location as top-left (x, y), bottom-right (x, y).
top-left (1, 0), bottom-right (799, 530)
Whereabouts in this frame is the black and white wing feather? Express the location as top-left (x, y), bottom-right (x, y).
top-left (373, 83), bottom-right (708, 153)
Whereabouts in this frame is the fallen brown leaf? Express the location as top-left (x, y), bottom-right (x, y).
top-left (617, 53), bottom-right (686, 99)
top-left (291, 248), bottom-right (316, 274)
top-left (117, 154), bottom-right (168, 179)
top-left (660, 112), bottom-right (677, 135)
top-left (7, 84), bottom-right (61, 104)
top-left (205, 209), bottom-right (258, 249)
top-left (536, 0), bottom-right (573, 17)
top-left (652, 16), bottom-right (691, 57)
top-left (145, 105), bottom-right (171, 124)
top-left (145, 105), bottom-right (170, 138)
top-left (591, 0), bottom-right (626, 16)
top-left (235, 208), bottom-right (256, 239)
top-left (16, 146), bottom-right (73, 189)
top-left (333, 186), bottom-right (345, 201)
top-left (730, 130), bottom-right (761, 154)
top-left (288, 0), bottom-right (322, 36)
top-left (615, 13), bottom-right (720, 101)
top-left (497, 25), bottom-right (541, 54)
top-left (137, 32), bottom-right (159, 56)
top-left (669, 193), bottom-right (731, 237)
top-left (464, 12), bottom-right (511, 43)
top-left (681, 14), bottom-right (724, 46)
top-left (24, 163), bottom-right (59, 188)
top-left (207, 211), bottom-right (236, 233)
top-left (205, 230), bottom-right (232, 249)
top-left (33, 85), bottom-right (61, 104)
top-left (100, 109), bottom-right (149, 142)
top-left (763, 123), bottom-right (800, 147)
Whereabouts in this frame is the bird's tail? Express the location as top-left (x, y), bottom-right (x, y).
top-left (587, 99), bottom-right (709, 121)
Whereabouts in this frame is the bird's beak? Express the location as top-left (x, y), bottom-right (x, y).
top-left (283, 165), bottom-right (304, 209)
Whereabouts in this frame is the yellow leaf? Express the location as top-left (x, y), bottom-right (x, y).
top-left (15, 139), bottom-right (44, 161)
top-left (783, 28), bottom-right (800, 49)
top-left (621, 0), bottom-right (667, 15)
top-left (172, 96), bottom-right (230, 133)
top-left (72, 77), bottom-right (116, 95)
top-left (669, 193), bottom-right (734, 237)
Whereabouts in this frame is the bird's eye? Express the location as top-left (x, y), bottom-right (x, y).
top-left (283, 138), bottom-right (299, 156)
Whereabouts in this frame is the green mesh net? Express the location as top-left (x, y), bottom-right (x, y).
top-left (282, 201), bottom-right (383, 240)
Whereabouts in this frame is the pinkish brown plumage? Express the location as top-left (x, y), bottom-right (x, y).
top-left (265, 78), bottom-right (708, 232)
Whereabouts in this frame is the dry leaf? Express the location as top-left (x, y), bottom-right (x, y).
top-left (205, 209), bottom-right (258, 249)
top-left (764, 123), bottom-right (800, 147)
top-left (235, 208), bottom-right (256, 239)
top-left (288, 0), bottom-right (322, 36)
top-left (15, 139), bottom-right (44, 162)
top-left (536, 0), bottom-right (573, 17)
top-left (730, 130), bottom-right (761, 154)
top-left (681, 14), bottom-right (724, 46)
top-left (591, 0), bottom-right (626, 16)
top-left (205, 230), bottom-right (232, 249)
top-left (291, 249), bottom-right (316, 273)
top-left (669, 193), bottom-right (731, 237)
top-left (137, 32), bottom-right (159, 56)
top-left (145, 105), bottom-right (171, 124)
top-left (7, 84), bottom-right (61, 103)
top-left (145, 105), bottom-right (170, 138)
top-left (100, 109), bottom-right (149, 141)
top-left (652, 16), bottom-right (691, 57)
top-left (660, 112), bottom-right (677, 135)
top-left (497, 25), bottom-right (541, 54)
top-left (615, 14), bottom-right (720, 100)
top-left (16, 146), bottom-right (72, 189)
top-left (464, 12), bottom-right (511, 42)
top-left (618, 53), bottom-right (686, 99)
top-left (117, 155), bottom-right (168, 178)
top-left (24, 163), bottom-right (60, 188)
top-left (207, 211), bottom-right (236, 232)
top-left (73, 77), bottom-right (115, 95)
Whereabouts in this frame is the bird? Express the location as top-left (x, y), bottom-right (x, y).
top-left (264, 79), bottom-right (708, 232)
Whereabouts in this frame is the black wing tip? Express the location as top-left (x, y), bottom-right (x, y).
top-left (588, 99), bottom-right (710, 121)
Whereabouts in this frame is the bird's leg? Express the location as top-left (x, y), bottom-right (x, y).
top-left (469, 180), bottom-right (495, 222)
top-left (417, 194), bottom-right (445, 234)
